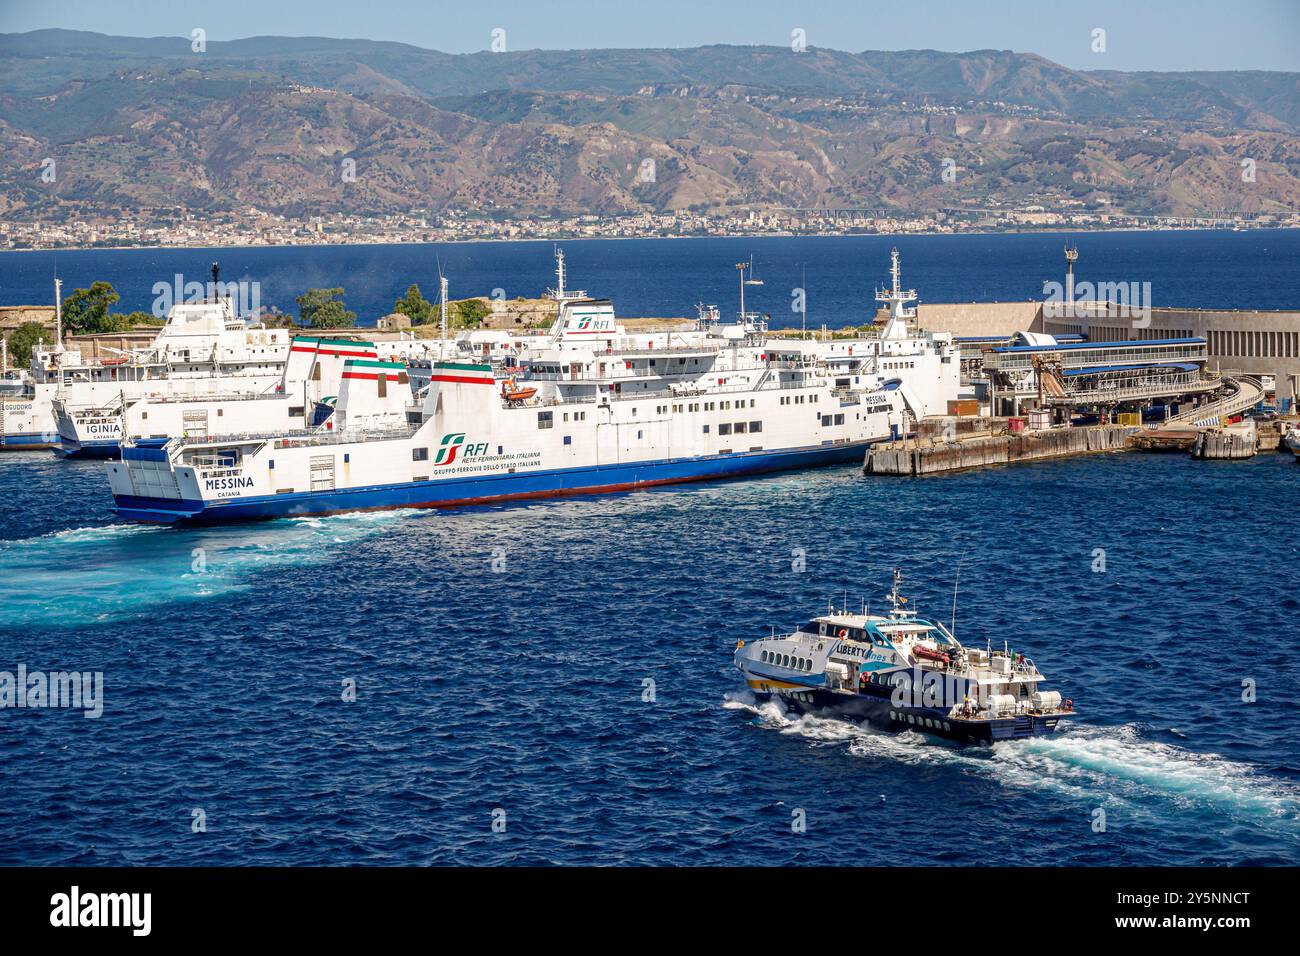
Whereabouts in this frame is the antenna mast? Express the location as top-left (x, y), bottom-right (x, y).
top-left (54, 277), bottom-right (63, 349)
top-left (439, 275), bottom-right (449, 358)
top-left (546, 247), bottom-right (587, 302)
top-left (736, 261), bottom-right (747, 323)
top-left (951, 550), bottom-right (969, 639)
top-left (875, 248), bottom-right (917, 341)
top-left (1064, 243), bottom-right (1079, 307)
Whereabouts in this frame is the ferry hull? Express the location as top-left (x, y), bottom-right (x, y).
top-left (54, 437), bottom-right (120, 459)
top-left (112, 441), bottom-right (869, 524)
top-left (751, 684), bottom-right (1064, 745)
top-left (0, 432), bottom-right (59, 450)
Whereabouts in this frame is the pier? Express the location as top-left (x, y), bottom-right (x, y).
top-left (1191, 423), bottom-right (1258, 459)
top-left (864, 422), bottom-right (1137, 475)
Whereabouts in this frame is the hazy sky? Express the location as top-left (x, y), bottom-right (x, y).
top-left (2, 0), bottom-right (1298, 72)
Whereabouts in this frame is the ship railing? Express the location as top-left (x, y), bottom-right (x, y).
top-left (143, 384), bottom-right (288, 404)
top-left (171, 423), bottom-right (416, 449)
top-left (525, 379), bottom-right (801, 406)
top-left (196, 464), bottom-right (243, 479)
top-left (58, 394), bottom-right (125, 417)
top-left (267, 424), bottom-right (420, 447)
top-left (616, 343), bottom-right (726, 357)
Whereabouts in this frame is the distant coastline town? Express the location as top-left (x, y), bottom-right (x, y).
top-left (4, 204), bottom-right (1297, 251)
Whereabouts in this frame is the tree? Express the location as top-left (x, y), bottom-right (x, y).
top-left (451, 298), bottom-right (492, 330)
top-left (3, 321), bottom-right (50, 367)
top-left (296, 287), bottom-right (356, 329)
top-left (61, 281), bottom-right (121, 335)
top-left (393, 284), bottom-right (434, 325)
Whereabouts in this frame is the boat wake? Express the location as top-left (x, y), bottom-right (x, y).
top-left (0, 510), bottom-right (417, 629)
top-left (724, 693), bottom-right (1300, 825)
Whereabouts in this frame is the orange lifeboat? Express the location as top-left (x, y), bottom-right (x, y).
top-left (501, 379), bottom-right (537, 405)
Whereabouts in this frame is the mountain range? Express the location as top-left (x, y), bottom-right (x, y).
top-left (2, 29), bottom-right (1299, 222)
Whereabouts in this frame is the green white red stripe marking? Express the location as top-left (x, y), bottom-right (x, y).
top-left (430, 361), bottom-right (494, 385)
top-left (342, 358), bottom-right (408, 381)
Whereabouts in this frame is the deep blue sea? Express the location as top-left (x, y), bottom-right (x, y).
top-left (2, 233), bottom-right (1299, 866)
top-left (3, 229), bottom-right (1300, 326)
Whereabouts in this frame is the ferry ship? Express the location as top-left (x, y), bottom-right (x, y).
top-left (50, 288), bottom-right (291, 457)
top-left (2, 274), bottom-right (291, 454)
top-left (733, 570), bottom-right (1073, 743)
top-left (108, 291), bottom-right (909, 522)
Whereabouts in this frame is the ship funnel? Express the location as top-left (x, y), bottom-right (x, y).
top-left (421, 359), bottom-right (496, 421)
top-left (336, 357), bottom-right (411, 432)
top-left (286, 337), bottom-right (381, 415)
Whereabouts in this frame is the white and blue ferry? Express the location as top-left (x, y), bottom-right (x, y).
top-left (734, 570), bottom-right (1073, 744)
top-left (107, 296), bottom-right (909, 523)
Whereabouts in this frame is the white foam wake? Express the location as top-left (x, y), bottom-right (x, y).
top-left (0, 508), bottom-right (417, 628)
top-left (727, 695), bottom-right (1300, 824)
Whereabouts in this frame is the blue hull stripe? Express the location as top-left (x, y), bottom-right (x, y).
top-left (114, 441), bottom-right (870, 523)
top-left (55, 438), bottom-right (120, 459)
top-left (1, 432), bottom-right (59, 449)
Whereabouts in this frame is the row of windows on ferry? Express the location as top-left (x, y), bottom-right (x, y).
top-left (529, 357), bottom-right (710, 375)
top-left (534, 408), bottom-right (846, 432)
top-left (761, 650), bottom-right (815, 672)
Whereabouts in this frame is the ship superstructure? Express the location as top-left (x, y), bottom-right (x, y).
top-left (49, 291), bottom-right (292, 457)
